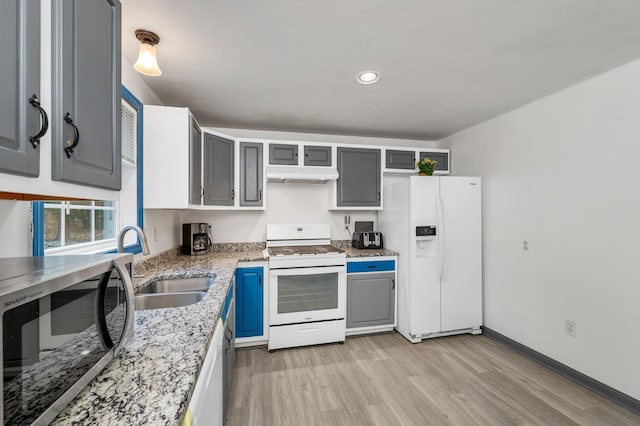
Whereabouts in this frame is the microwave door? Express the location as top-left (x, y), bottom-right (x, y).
top-left (3, 271), bottom-right (128, 426)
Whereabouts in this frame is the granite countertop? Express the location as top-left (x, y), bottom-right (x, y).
top-left (343, 247), bottom-right (398, 258)
top-left (52, 250), bottom-right (266, 426)
top-left (51, 245), bottom-right (395, 425)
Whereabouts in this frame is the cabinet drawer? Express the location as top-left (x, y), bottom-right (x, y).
top-left (347, 260), bottom-right (395, 273)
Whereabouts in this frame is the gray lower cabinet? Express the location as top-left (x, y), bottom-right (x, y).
top-left (336, 147), bottom-right (381, 207)
top-left (189, 118), bottom-right (202, 204)
top-left (269, 143), bottom-right (298, 165)
top-left (304, 145), bottom-right (332, 166)
top-left (419, 151), bottom-right (449, 173)
top-left (0, 0), bottom-right (43, 177)
top-left (51, 0), bottom-right (122, 190)
top-left (204, 133), bottom-right (235, 206)
top-left (347, 272), bottom-right (395, 329)
top-left (239, 142), bottom-right (263, 207)
top-left (385, 149), bottom-right (416, 170)
top-left (223, 294), bottom-right (235, 415)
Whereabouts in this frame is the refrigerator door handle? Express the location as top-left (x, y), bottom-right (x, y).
top-left (438, 195), bottom-right (446, 283)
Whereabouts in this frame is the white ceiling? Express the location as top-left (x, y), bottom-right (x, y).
top-left (121, 0), bottom-right (640, 140)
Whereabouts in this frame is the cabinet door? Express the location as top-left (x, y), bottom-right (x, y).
top-left (239, 142), bottom-right (263, 207)
top-left (419, 151), bottom-right (449, 172)
top-left (189, 117), bottom-right (202, 204)
top-left (304, 145), bottom-right (331, 166)
top-left (337, 147), bottom-right (381, 207)
top-left (203, 133), bottom-right (235, 206)
top-left (51, 0), bottom-right (121, 190)
top-left (385, 149), bottom-right (416, 170)
top-left (235, 267), bottom-right (263, 338)
top-left (269, 143), bottom-right (298, 165)
top-left (347, 272), bottom-right (395, 329)
top-left (0, 0), bottom-right (42, 177)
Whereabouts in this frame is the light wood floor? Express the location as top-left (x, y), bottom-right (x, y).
top-left (225, 332), bottom-right (640, 425)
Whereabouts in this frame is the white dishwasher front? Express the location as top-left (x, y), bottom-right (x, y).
top-left (183, 318), bottom-right (224, 426)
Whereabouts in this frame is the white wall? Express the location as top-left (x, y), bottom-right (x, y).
top-left (0, 201), bottom-right (31, 257)
top-left (181, 184), bottom-right (376, 243)
top-left (441, 59), bottom-right (640, 400)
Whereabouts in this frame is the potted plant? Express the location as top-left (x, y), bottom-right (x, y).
top-left (417, 157), bottom-right (437, 176)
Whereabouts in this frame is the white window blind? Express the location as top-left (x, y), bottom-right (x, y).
top-left (121, 100), bottom-right (137, 166)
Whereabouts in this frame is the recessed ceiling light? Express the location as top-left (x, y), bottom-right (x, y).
top-left (356, 71), bottom-right (380, 85)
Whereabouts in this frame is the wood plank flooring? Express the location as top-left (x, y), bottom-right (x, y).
top-left (225, 333), bottom-right (640, 425)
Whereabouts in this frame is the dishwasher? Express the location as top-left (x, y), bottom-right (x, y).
top-left (183, 318), bottom-right (224, 426)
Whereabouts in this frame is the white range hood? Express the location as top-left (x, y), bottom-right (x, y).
top-left (265, 165), bottom-right (339, 184)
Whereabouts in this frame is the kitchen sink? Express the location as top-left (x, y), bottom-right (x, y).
top-left (134, 292), bottom-right (206, 310)
top-left (137, 277), bottom-right (215, 294)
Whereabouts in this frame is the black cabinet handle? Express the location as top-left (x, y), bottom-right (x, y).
top-left (259, 276), bottom-right (263, 286)
top-left (63, 113), bottom-right (80, 158)
top-left (392, 279), bottom-right (395, 289)
top-left (231, 189), bottom-right (235, 200)
top-left (200, 187), bottom-right (204, 198)
top-left (259, 189), bottom-right (262, 201)
top-left (28, 94), bottom-right (48, 149)
top-left (377, 192), bottom-right (381, 201)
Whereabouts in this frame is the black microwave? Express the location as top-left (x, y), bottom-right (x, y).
top-left (0, 254), bottom-right (135, 425)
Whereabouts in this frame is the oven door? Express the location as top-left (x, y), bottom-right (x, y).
top-left (269, 265), bottom-right (346, 325)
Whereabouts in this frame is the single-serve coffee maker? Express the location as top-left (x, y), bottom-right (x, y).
top-left (182, 223), bottom-right (212, 256)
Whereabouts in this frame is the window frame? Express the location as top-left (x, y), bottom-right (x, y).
top-left (32, 86), bottom-right (145, 256)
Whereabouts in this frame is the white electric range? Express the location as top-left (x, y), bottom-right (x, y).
top-left (265, 223), bottom-right (346, 351)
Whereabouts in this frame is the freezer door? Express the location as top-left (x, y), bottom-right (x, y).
top-left (409, 176), bottom-right (442, 335)
top-left (439, 177), bottom-right (482, 331)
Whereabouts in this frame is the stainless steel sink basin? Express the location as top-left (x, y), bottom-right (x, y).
top-left (134, 292), bottom-right (206, 310)
top-left (137, 277), bottom-right (215, 294)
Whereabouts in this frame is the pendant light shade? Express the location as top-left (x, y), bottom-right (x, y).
top-left (133, 29), bottom-right (162, 77)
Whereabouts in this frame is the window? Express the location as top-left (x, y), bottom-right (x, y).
top-left (32, 86), bottom-right (144, 256)
top-left (42, 201), bottom-right (117, 252)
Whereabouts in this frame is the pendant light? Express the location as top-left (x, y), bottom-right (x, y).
top-left (133, 29), bottom-right (162, 77)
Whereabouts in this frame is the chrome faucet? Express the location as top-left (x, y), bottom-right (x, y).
top-left (117, 225), bottom-right (151, 255)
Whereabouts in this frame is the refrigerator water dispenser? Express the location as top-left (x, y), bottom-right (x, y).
top-left (415, 225), bottom-right (437, 257)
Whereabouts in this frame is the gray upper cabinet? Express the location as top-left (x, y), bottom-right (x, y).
top-left (304, 145), bottom-right (332, 166)
top-left (269, 143), bottom-right (298, 165)
top-left (51, 0), bottom-right (121, 190)
top-left (419, 150), bottom-right (449, 173)
top-left (0, 0), bottom-right (43, 177)
top-left (240, 142), bottom-right (263, 207)
top-left (336, 147), bottom-right (381, 207)
top-left (347, 272), bottom-right (395, 329)
top-left (204, 133), bottom-right (235, 206)
top-left (385, 149), bottom-right (416, 170)
top-left (189, 118), bottom-right (202, 204)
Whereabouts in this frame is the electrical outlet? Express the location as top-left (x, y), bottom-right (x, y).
top-left (565, 320), bottom-right (576, 337)
top-left (344, 215), bottom-right (351, 225)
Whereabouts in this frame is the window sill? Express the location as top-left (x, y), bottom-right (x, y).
top-left (44, 239), bottom-right (142, 256)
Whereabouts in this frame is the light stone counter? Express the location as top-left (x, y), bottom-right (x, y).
top-left (52, 250), bottom-right (266, 426)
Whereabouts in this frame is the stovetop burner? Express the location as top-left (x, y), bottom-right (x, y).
top-left (268, 245), bottom-right (344, 256)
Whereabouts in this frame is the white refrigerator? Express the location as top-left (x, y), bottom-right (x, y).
top-left (378, 176), bottom-right (482, 343)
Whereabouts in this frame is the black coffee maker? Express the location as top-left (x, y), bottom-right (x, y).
top-left (182, 223), bottom-right (212, 256)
